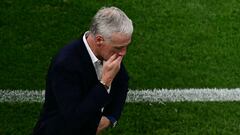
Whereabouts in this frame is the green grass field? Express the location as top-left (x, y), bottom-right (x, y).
top-left (2, 0), bottom-right (240, 89)
top-left (1, 0), bottom-right (240, 134)
top-left (1, 102), bottom-right (240, 135)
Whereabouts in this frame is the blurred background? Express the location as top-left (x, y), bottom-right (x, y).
top-left (1, 0), bottom-right (240, 134)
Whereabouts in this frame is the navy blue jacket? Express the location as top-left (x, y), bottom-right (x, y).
top-left (32, 38), bottom-right (129, 135)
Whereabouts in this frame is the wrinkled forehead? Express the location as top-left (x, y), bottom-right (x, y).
top-left (110, 32), bottom-right (132, 46)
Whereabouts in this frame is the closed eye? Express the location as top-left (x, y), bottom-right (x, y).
top-left (114, 46), bottom-right (125, 50)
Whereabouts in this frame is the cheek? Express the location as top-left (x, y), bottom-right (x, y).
top-left (107, 51), bottom-right (115, 58)
top-left (105, 50), bottom-right (116, 60)
top-left (101, 49), bottom-right (111, 60)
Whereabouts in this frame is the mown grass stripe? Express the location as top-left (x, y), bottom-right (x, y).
top-left (1, 89), bottom-right (240, 103)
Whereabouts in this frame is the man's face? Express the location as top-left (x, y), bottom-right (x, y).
top-left (100, 33), bottom-right (132, 61)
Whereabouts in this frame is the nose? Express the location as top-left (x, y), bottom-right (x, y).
top-left (118, 47), bottom-right (127, 56)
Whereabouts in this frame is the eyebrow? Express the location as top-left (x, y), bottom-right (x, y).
top-left (115, 45), bottom-right (127, 47)
top-left (113, 42), bottom-right (131, 47)
top-left (113, 45), bottom-right (128, 49)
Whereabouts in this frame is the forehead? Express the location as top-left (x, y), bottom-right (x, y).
top-left (110, 32), bottom-right (132, 46)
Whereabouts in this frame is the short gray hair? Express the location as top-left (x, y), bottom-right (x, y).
top-left (90, 6), bottom-right (133, 40)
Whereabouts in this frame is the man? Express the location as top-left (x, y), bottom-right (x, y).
top-left (32, 6), bottom-right (133, 135)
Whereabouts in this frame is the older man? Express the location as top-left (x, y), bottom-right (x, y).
top-left (32, 6), bottom-right (133, 135)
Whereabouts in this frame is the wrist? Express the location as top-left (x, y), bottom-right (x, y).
top-left (100, 80), bottom-right (110, 90)
top-left (106, 116), bottom-right (117, 128)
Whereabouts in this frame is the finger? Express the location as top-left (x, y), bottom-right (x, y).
top-left (113, 55), bottom-right (123, 65)
top-left (107, 54), bottom-right (117, 62)
top-left (117, 55), bottom-right (123, 63)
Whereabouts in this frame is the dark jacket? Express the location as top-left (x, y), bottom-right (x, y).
top-left (32, 38), bottom-right (129, 135)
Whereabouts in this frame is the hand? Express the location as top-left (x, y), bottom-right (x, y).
top-left (96, 116), bottom-right (111, 135)
top-left (101, 54), bottom-right (123, 87)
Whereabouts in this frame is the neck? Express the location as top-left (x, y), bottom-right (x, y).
top-left (86, 34), bottom-right (101, 60)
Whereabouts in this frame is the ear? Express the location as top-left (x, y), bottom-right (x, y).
top-left (95, 35), bottom-right (104, 46)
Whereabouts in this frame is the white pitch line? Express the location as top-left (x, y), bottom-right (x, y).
top-left (0, 90), bottom-right (45, 103)
top-left (1, 88), bottom-right (240, 103)
top-left (127, 88), bottom-right (240, 102)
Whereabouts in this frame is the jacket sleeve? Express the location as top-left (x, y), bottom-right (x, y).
top-left (50, 61), bottom-right (110, 128)
top-left (102, 64), bottom-right (129, 122)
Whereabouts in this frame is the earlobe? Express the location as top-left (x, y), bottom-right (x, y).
top-left (95, 35), bottom-right (104, 47)
top-left (96, 41), bottom-right (103, 47)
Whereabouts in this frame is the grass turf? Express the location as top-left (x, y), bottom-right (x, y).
top-left (1, 102), bottom-right (240, 135)
top-left (1, 0), bottom-right (240, 89)
top-left (1, 0), bottom-right (240, 134)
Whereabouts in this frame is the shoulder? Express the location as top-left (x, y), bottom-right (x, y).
top-left (57, 39), bottom-right (83, 59)
top-left (51, 39), bottom-right (85, 71)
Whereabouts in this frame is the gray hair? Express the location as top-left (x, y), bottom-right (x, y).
top-left (90, 7), bottom-right (133, 40)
